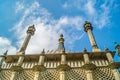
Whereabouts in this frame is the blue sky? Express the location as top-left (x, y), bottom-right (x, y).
top-left (0, 0), bottom-right (120, 61)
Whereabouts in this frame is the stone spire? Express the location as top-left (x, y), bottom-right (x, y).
top-left (17, 25), bottom-right (36, 55)
top-left (57, 34), bottom-right (65, 53)
top-left (84, 21), bottom-right (100, 52)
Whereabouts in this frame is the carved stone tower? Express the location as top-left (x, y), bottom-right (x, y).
top-left (84, 21), bottom-right (100, 52)
top-left (17, 25), bottom-right (35, 55)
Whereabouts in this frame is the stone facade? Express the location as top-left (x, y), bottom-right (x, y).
top-left (0, 22), bottom-right (120, 80)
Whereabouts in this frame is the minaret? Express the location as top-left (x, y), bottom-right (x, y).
top-left (56, 34), bottom-right (65, 53)
top-left (84, 21), bottom-right (100, 52)
top-left (11, 25), bottom-right (36, 80)
top-left (17, 25), bottom-right (35, 55)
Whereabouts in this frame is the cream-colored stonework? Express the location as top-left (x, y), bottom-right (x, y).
top-left (0, 23), bottom-right (120, 80)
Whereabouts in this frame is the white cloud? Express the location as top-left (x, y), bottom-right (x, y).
top-left (62, 0), bottom-right (83, 9)
top-left (15, 1), bottom-right (24, 13)
top-left (84, 0), bottom-right (95, 15)
top-left (62, 0), bottom-right (115, 29)
top-left (13, 1), bottom-right (84, 53)
top-left (0, 0), bottom-right (117, 55)
top-left (0, 37), bottom-right (17, 55)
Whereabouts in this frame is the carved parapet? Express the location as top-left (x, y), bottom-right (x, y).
top-left (32, 65), bottom-right (46, 72)
top-left (82, 63), bottom-right (96, 70)
top-left (10, 66), bottom-right (23, 72)
top-left (57, 64), bottom-right (71, 71)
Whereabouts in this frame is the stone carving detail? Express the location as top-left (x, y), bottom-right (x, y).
top-left (32, 65), bottom-right (46, 71)
top-left (93, 67), bottom-right (115, 80)
top-left (15, 70), bottom-right (35, 80)
top-left (66, 68), bottom-right (87, 80)
top-left (82, 63), bottom-right (96, 70)
top-left (10, 66), bottom-right (23, 72)
top-left (56, 64), bottom-right (71, 71)
top-left (40, 69), bottom-right (60, 80)
top-left (0, 70), bottom-right (12, 80)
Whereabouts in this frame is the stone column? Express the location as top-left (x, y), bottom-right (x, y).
top-left (10, 56), bottom-right (24, 80)
top-left (34, 71), bottom-right (40, 80)
top-left (105, 49), bottom-right (120, 80)
top-left (60, 51), bottom-right (67, 80)
top-left (10, 71), bottom-right (17, 80)
top-left (61, 53), bottom-right (66, 64)
top-left (17, 56), bottom-right (24, 66)
top-left (86, 70), bottom-right (93, 80)
top-left (60, 71), bottom-right (66, 80)
top-left (83, 21), bottom-right (100, 52)
top-left (83, 53), bottom-right (89, 64)
top-left (83, 48), bottom-right (90, 64)
top-left (34, 50), bottom-right (45, 80)
top-left (83, 48), bottom-right (94, 80)
top-left (38, 53), bottom-right (45, 65)
top-left (106, 52), bottom-right (114, 63)
top-left (11, 25), bottom-right (36, 80)
top-left (17, 25), bottom-right (36, 55)
top-left (57, 51), bottom-right (71, 80)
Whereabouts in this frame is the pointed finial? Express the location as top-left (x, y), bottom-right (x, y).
top-left (4, 50), bottom-right (8, 56)
top-left (56, 34), bottom-right (65, 53)
top-left (83, 48), bottom-right (87, 52)
top-left (104, 47), bottom-right (109, 52)
top-left (41, 49), bottom-right (45, 54)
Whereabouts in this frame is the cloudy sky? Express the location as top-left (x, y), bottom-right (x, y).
top-left (0, 0), bottom-right (120, 60)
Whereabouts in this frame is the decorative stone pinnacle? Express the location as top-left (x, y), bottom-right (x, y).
top-left (59, 34), bottom-right (64, 43)
top-left (105, 47), bottom-right (109, 52)
top-left (4, 50), bottom-right (8, 56)
top-left (57, 34), bottom-right (65, 53)
top-left (41, 49), bottom-right (45, 54)
top-left (83, 48), bottom-right (87, 53)
top-left (84, 21), bottom-right (93, 32)
top-left (27, 25), bottom-right (36, 35)
top-left (17, 25), bottom-right (36, 55)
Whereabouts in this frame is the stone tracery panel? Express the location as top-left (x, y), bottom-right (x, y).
top-left (93, 67), bottom-right (115, 80)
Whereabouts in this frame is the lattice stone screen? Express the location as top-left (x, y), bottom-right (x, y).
top-left (66, 69), bottom-right (87, 80)
top-left (93, 67), bottom-right (115, 80)
top-left (40, 69), bottom-right (60, 80)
